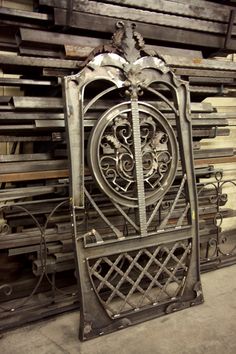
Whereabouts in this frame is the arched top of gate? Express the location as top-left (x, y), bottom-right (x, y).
top-left (65, 21), bottom-right (187, 94)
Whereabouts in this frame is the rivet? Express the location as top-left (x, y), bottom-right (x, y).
top-left (113, 314), bottom-right (120, 318)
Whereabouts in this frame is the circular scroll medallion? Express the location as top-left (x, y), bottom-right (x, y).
top-left (88, 101), bottom-right (178, 208)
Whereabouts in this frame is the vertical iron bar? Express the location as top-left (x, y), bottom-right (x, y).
top-left (130, 96), bottom-right (147, 236)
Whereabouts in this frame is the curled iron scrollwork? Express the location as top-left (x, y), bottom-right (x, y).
top-left (198, 171), bottom-right (236, 261)
top-left (0, 284), bottom-right (12, 297)
top-left (0, 199), bottom-right (77, 313)
top-left (88, 101), bottom-right (178, 207)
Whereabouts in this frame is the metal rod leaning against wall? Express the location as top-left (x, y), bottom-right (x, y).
top-left (63, 21), bottom-right (204, 341)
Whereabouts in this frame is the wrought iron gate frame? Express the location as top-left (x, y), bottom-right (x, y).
top-left (63, 22), bottom-right (203, 340)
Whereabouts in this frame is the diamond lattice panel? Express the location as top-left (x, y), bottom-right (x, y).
top-left (88, 241), bottom-right (191, 317)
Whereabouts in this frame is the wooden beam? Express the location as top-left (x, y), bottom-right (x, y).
top-left (72, 1), bottom-right (236, 35)
top-left (98, 0), bottom-right (233, 23)
top-left (0, 55), bottom-right (80, 69)
top-left (0, 169), bottom-right (69, 183)
top-left (19, 27), bottom-right (107, 47)
top-left (54, 10), bottom-right (236, 50)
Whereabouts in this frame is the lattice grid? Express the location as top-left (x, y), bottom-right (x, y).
top-left (89, 241), bottom-right (191, 317)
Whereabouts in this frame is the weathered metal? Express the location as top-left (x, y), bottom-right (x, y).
top-left (198, 171), bottom-right (236, 262)
top-left (64, 22), bottom-right (204, 340)
top-left (0, 0), bottom-right (236, 335)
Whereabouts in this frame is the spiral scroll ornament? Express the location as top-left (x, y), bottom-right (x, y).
top-left (88, 101), bottom-right (178, 207)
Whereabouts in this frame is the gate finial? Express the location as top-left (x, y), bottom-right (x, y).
top-left (112, 21), bottom-right (145, 63)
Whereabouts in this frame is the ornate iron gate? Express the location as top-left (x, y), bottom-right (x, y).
top-left (63, 22), bottom-right (203, 340)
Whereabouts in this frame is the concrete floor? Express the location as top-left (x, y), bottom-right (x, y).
top-left (1, 265), bottom-right (236, 354)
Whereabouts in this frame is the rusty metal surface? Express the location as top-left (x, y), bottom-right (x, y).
top-left (0, 0), bottom-right (236, 334)
top-left (198, 171), bottom-right (236, 262)
top-left (64, 23), bottom-right (203, 340)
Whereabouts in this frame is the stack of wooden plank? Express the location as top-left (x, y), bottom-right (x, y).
top-left (38, 0), bottom-right (236, 52)
top-left (0, 0), bottom-right (236, 331)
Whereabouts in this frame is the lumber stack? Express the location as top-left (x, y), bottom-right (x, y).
top-left (0, 0), bottom-right (236, 331)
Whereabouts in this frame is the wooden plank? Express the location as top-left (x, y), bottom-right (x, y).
top-left (188, 77), bottom-right (234, 84)
top-left (0, 112), bottom-right (64, 119)
top-left (33, 118), bottom-right (228, 129)
top-left (12, 96), bottom-right (62, 109)
top-left (42, 0), bottom-right (236, 35)
top-left (0, 77), bottom-right (54, 86)
top-left (0, 160), bottom-right (67, 174)
top-left (0, 152), bottom-right (233, 184)
top-left (56, 147), bottom-right (235, 159)
top-left (0, 26), bottom-right (17, 45)
top-left (204, 97), bottom-right (236, 106)
top-left (0, 42), bottom-right (17, 52)
top-left (192, 128), bottom-right (229, 138)
top-left (98, 0), bottom-right (233, 23)
top-left (41, 0), bottom-right (234, 17)
top-left (0, 7), bottom-right (51, 21)
top-left (64, 43), bottom-right (202, 59)
top-left (0, 55), bottom-right (80, 69)
top-left (0, 19), bottom-right (44, 29)
top-left (164, 55), bottom-right (236, 71)
top-left (19, 27), bottom-right (106, 47)
top-left (11, 96), bottom-right (214, 112)
top-left (0, 115), bottom-right (228, 129)
top-left (0, 153), bottom-right (53, 162)
top-left (174, 68), bottom-right (236, 78)
top-left (0, 96), bottom-right (12, 103)
top-left (74, 1), bottom-right (236, 35)
top-left (42, 68), bottom-right (71, 77)
top-left (0, 159), bottom-right (225, 184)
top-left (54, 9), bottom-right (236, 50)
top-left (0, 124), bottom-right (36, 130)
top-left (190, 112), bottom-right (236, 119)
top-left (195, 156), bottom-right (236, 165)
top-left (64, 45), bottom-right (95, 59)
top-left (168, 0), bottom-right (234, 10)
top-left (8, 245), bottom-right (41, 256)
top-left (0, 169), bottom-right (69, 183)
top-left (0, 136), bottom-right (52, 142)
top-left (0, 230), bottom-right (72, 249)
top-left (35, 120), bottom-right (64, 128)
top-left (19, 46), bottom-right (62, 58)
top-left (0, 185), bottom-right (64, 201)
top-left (189, 86), bottom-right (236, 94)
top-left (194, 148), bottom-right (236, 159)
